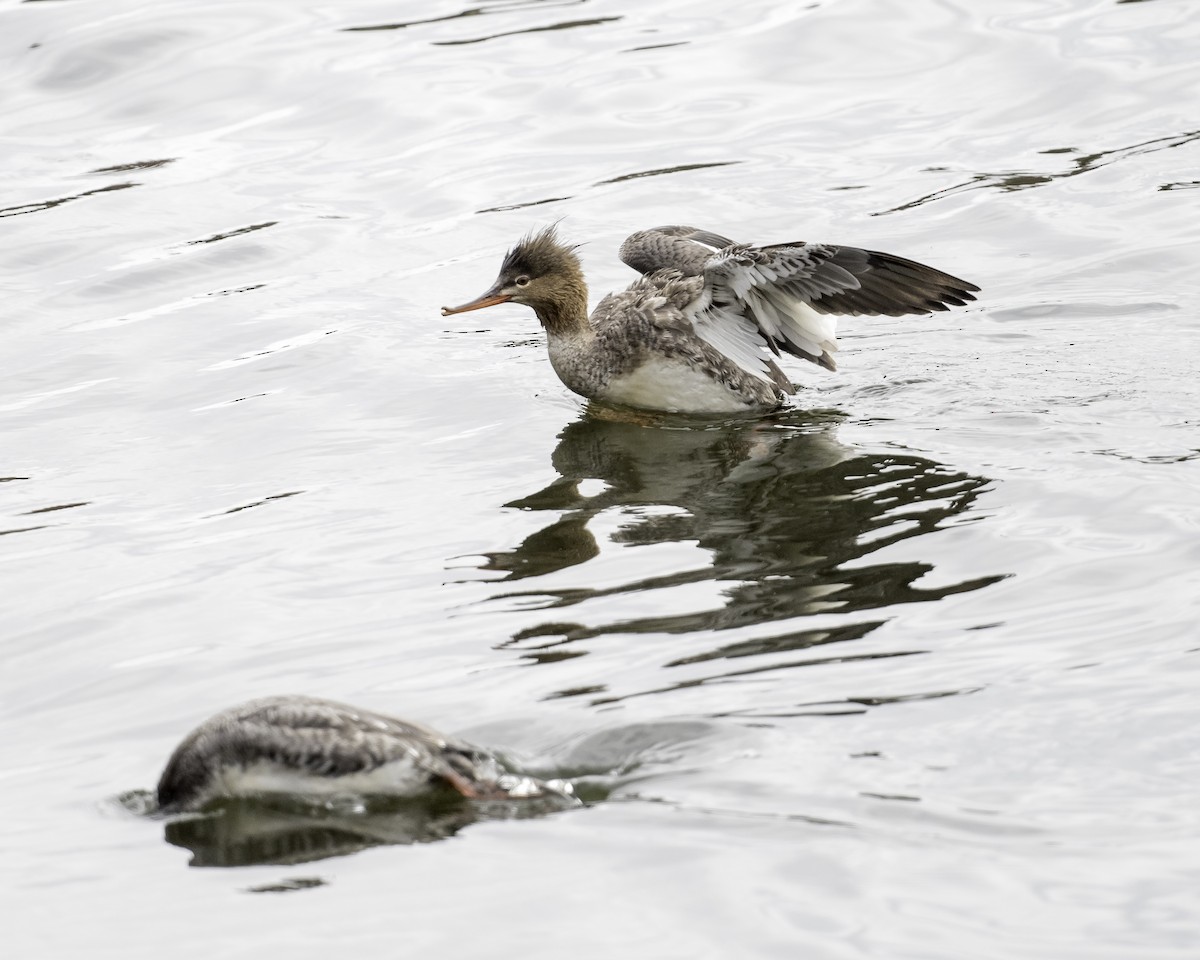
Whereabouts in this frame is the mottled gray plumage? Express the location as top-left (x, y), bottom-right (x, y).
top-left (157, 696), bottom-right (560, 811)
top-left (442, 224), bottom-right (979, 414)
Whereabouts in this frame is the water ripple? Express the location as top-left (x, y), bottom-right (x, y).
top-left (476, 412), bottom-right (1005, 702)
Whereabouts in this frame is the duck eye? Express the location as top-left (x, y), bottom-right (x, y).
top-left (515, 275), bottom-right (531, 287)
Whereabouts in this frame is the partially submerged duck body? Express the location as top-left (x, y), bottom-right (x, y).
top-left (157, 696), bottom-right (569, 812)
top-left (442, 225), bottom-right (979, 415)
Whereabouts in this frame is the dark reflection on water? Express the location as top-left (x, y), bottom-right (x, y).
top-left (158, 789), bottom-right (575, 869)
top-left (163, 794), bottom-right (478, 868)
top-left (340, 8), bottom-right (489, 33)
top-left (596, 161), bottom-right (742, 185)
top-left (89, 158), bottom-right (175, 174)
top-left (880, 129), bottom-right (1200, 214)
top-left (185, 221), bottom-right (278, 246)
top-left (433, 16), bottom-right (621, 47)
top-left (482, 409), bottom-right (1004, 675)
top-left (0, 181), bottom-right (137, 219)
top-left (477, 195), bottom-right (575, 214)
top-left (342, 3), bottom-right (620, 45)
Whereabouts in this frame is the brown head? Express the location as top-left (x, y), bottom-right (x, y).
top-left (441, 226), bottom-right (587, 331)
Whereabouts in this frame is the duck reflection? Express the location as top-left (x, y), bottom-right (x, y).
top-left (481, 407), bottom-right (1001, 670)
top-left (163, 794), bottom-right (473, 868)
top-left (162, 791), bottom-right (572, 869)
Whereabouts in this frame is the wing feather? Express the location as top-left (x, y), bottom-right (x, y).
top-left (618, 226), bottom-right (979, 379)
top-left (704, 240), bottom-right (978, 369)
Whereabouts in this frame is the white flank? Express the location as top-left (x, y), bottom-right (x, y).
top-left (603, 356), bottom-right (756, 414)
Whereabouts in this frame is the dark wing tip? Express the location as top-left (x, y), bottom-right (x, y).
top-left (849, 249), bottom-right (980, 316)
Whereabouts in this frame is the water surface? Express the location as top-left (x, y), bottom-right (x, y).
top-left (3, 0), bottom-right (1199, 957)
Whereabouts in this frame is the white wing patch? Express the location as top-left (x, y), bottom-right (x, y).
top-left (743, 285), bottom-right (839, 360)
top-left (697, 246), bottom-right (847, 372)
top-left (687, 247), bottom-right (842, 380)
top-left (681, 284), bottom-right (778, 386)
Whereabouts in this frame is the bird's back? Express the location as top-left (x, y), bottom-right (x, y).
top-left (156, 696), bottom-right (481, 810)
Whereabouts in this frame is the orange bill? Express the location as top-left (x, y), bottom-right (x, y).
top-left (440, 291), bottom-right (511, 316)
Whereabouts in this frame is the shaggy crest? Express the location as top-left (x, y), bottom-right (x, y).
top-left (501, 225), bottom-right (582, 281)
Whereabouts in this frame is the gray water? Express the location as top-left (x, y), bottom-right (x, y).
top-left (4, 0), bottom-right (1199, 956)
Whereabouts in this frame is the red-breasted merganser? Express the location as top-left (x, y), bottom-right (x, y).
top-left (156, 696), bottom-right (573, 811)
top-left (442, 225), bottom-right (979, 414)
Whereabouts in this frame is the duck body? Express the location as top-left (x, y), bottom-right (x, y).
top-left (442, 225), bottom-right (979, 415)
top-left (157, 696), bottom-right (568, 812)
top-left (548, 271), bottom-right (783, 413)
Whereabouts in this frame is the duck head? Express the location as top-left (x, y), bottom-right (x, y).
top-left (441, 226), bottom-right (586, 328)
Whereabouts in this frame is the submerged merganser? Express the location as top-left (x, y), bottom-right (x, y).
top-left (156, 696), bottom-right (571, 811)
top-left (442, 225), bottom-right (979, 414)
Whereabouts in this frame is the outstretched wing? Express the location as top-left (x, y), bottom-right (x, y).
top-left (619, 224), bottom-right (737, 276)
top-left (621, 226), bottom-right (979, 377)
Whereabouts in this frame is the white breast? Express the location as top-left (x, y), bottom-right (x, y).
top-left (600, 356), bottom-right (757, 414)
